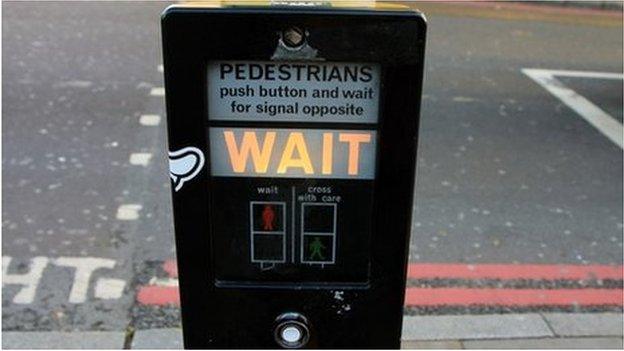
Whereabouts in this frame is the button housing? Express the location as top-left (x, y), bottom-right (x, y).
top-left (274, 313), bottom-right (310, 349)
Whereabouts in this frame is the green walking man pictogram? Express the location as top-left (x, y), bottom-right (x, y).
top-left (309, 237), bottom-right (326, 261)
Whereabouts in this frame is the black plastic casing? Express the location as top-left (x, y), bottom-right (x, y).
top-left (161, 5), bottom-right (426, 349)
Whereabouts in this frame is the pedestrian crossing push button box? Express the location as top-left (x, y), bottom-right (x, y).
top-left (162, 2), bottom-right (426, 348)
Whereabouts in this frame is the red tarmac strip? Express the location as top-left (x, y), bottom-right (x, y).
top-left (407, 263), bottom-right (624, 281)
top-left (163, 259), bottom-right (178, 278)
top-left (405, 287), bottom-right (624, 307)
top-left (137, 286), bottom-right (180, 306)
top-left (136, 262), bottom-right (623, 307)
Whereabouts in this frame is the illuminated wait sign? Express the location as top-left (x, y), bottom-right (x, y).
top-left (210, 128), bottom-right (376, 179)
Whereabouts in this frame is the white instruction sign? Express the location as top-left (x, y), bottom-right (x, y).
top-left (207, 61), bottom-right (380, 124)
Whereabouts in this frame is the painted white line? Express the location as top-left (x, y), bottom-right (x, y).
top-left (2, 256), bottom-right (48, 304)
top-left (53, 257), bottom-right (116, 303)
top-left (3, 256), bottom-right (127, 304)
top-left (522, 68), bottom-right (623, 149)
top-left (54, 80), bottom-right (93, 88)
top-left (158, 64), bottom-right (164, 73)
top-left (129, 153), bottom-right (153, 167)
top-left (94, 278), bottom-right (126, 299)
top-left (116, 204), bottom-right (143, 220)
top-left (150, 87), bottom-right (165, 96)
top-left (148, 277), bottom-right (179, 287)
top-left (527, 69), bottom-right (623, 80)
top-left (139, 114), bottom-right (161, 126)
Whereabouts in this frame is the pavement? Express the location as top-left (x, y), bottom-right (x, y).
top-left (3, 313), bottom-right (623, 349)
top-left (2, 0), bottom-right (623, 349)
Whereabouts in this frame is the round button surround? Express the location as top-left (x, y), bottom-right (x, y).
top-left (274, 313), bottom-right (310, 349)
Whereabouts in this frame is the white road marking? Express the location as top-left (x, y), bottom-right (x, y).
top-left (54, 80), bottom-right (93, 88)
top-left (453, 96), bottom-right (476, 102)
top-left (522, 68), bottom-right (624, 149)
top-left (2, 256), bottom-right (48, 304)
top-left (53, 257), bottom-right (116, 303)
top-left (94, 278), bottom-right (126, 299)
top-left (148, 277), bottom-right (179, 287)
top-left (139, 114), bottom-right (161, 126)
top-left (116, 204), bottom-right (143, 220)
top-left (150, 87), bottom-right (165, 96)
top-left (129, 153), bottom-right (153, 166)
top-left (3, 256), bottom-right (127, 304)
top-left (527, 69), bottom-right (624, 80)
top-left (158, 64), bottom-right (164, 73)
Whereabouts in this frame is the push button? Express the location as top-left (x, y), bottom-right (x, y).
top-left (274, 313), bottom-right (310, 349)
top-left (281, 325), bottom-right (303, 343)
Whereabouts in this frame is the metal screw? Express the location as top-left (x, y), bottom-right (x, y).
top-left (282, 27), bottom-right (305, 48)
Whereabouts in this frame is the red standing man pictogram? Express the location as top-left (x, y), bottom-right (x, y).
top-left (262, 204), bottom-right (275, 231)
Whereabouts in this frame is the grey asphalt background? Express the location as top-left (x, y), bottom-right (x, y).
top-left (411, 7), bottom-right (623, 264)
top-left (2, 2), bottom-right (172, 331)
top-left (2, 0), bottom-right (623, 334)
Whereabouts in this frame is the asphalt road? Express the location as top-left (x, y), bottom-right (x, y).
top-left (411, 5), bottom-right (623, 265)
top-left (2, 1), bottom-right (622, 332)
